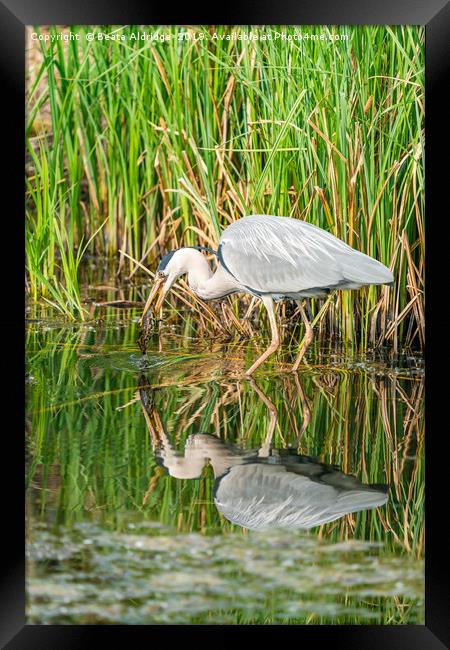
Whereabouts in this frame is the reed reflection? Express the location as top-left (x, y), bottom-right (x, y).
top-left (138, 376), bottom-right (388, 531)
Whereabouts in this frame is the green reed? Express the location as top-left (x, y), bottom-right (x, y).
top-left (26, 25), bottom-right (424, 346)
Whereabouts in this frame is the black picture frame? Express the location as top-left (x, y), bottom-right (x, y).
top-left (3, 0), bottom-right (449, 646)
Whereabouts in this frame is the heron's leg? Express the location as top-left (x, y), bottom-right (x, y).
top-left (293, 372), bottom-right (311, 438)
top-left (245, 295), bottom-right (280, 376)
top-left (292, 300), bottom-right (314, 372)
top-left (247, 377), bottom-right (278, 456)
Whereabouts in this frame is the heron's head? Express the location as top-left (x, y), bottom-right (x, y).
top-left (155, 434), bottom-right (237, 479)
top-left (155, 434), bottom-right (213, 479)
top-left (140, 247), bottom-right (213, 323)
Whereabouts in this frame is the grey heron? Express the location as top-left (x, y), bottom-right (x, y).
top-left (141, 215), bottom-right (394, 375)
top-left (138, 377), bottom-right (388, 531)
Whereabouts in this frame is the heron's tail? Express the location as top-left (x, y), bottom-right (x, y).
top-left (340, 250), bottom-right (394, 287)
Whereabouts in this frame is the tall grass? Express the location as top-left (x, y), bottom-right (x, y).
top-left (26, 25), bottom-right (424, 347)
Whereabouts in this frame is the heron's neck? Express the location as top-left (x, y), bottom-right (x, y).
top-left (186, 253), bottom-right (238, 300)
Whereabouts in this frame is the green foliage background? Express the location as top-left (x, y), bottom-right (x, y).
top-left (26, 25), bottom-right (424, 348)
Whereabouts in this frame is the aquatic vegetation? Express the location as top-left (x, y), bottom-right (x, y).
top-left (27, 522), bottom-right (424, 625)
top-left (26, 25), bottom-right (424, 348)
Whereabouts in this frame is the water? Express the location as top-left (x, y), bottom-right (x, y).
top-left (26, 304), bottom-right (424, 625)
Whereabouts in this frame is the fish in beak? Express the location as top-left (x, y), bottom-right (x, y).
top-left (140, 274), bottom-right (167, 325)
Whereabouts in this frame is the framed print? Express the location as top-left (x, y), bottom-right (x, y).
top-left (1, 0), bottom-right (449, 646)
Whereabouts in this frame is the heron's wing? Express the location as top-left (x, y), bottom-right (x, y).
top-left (214, 464), bottom-right (388, 531)
top-left (218, 215), bottom-right (393, 294)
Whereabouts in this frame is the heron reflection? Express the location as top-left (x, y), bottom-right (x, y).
top-left (138, 377), bottom-right (388, 531)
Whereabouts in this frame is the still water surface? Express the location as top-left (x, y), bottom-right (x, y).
top-left (26, 306), bottom-right (424, 624)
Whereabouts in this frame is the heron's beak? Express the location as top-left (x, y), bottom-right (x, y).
top-left (140, 275), bottom-right (167, 325)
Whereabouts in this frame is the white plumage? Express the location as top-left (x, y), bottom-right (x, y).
top-left (219, 215), bottom-right (393, 297)
top-left (214, 462), bottom-right (388, 531)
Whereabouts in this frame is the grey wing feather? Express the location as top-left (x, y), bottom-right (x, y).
top-left (214, 465), bottom-right (388, 531)
top-left (219, 215), bottom-right (393, 294)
